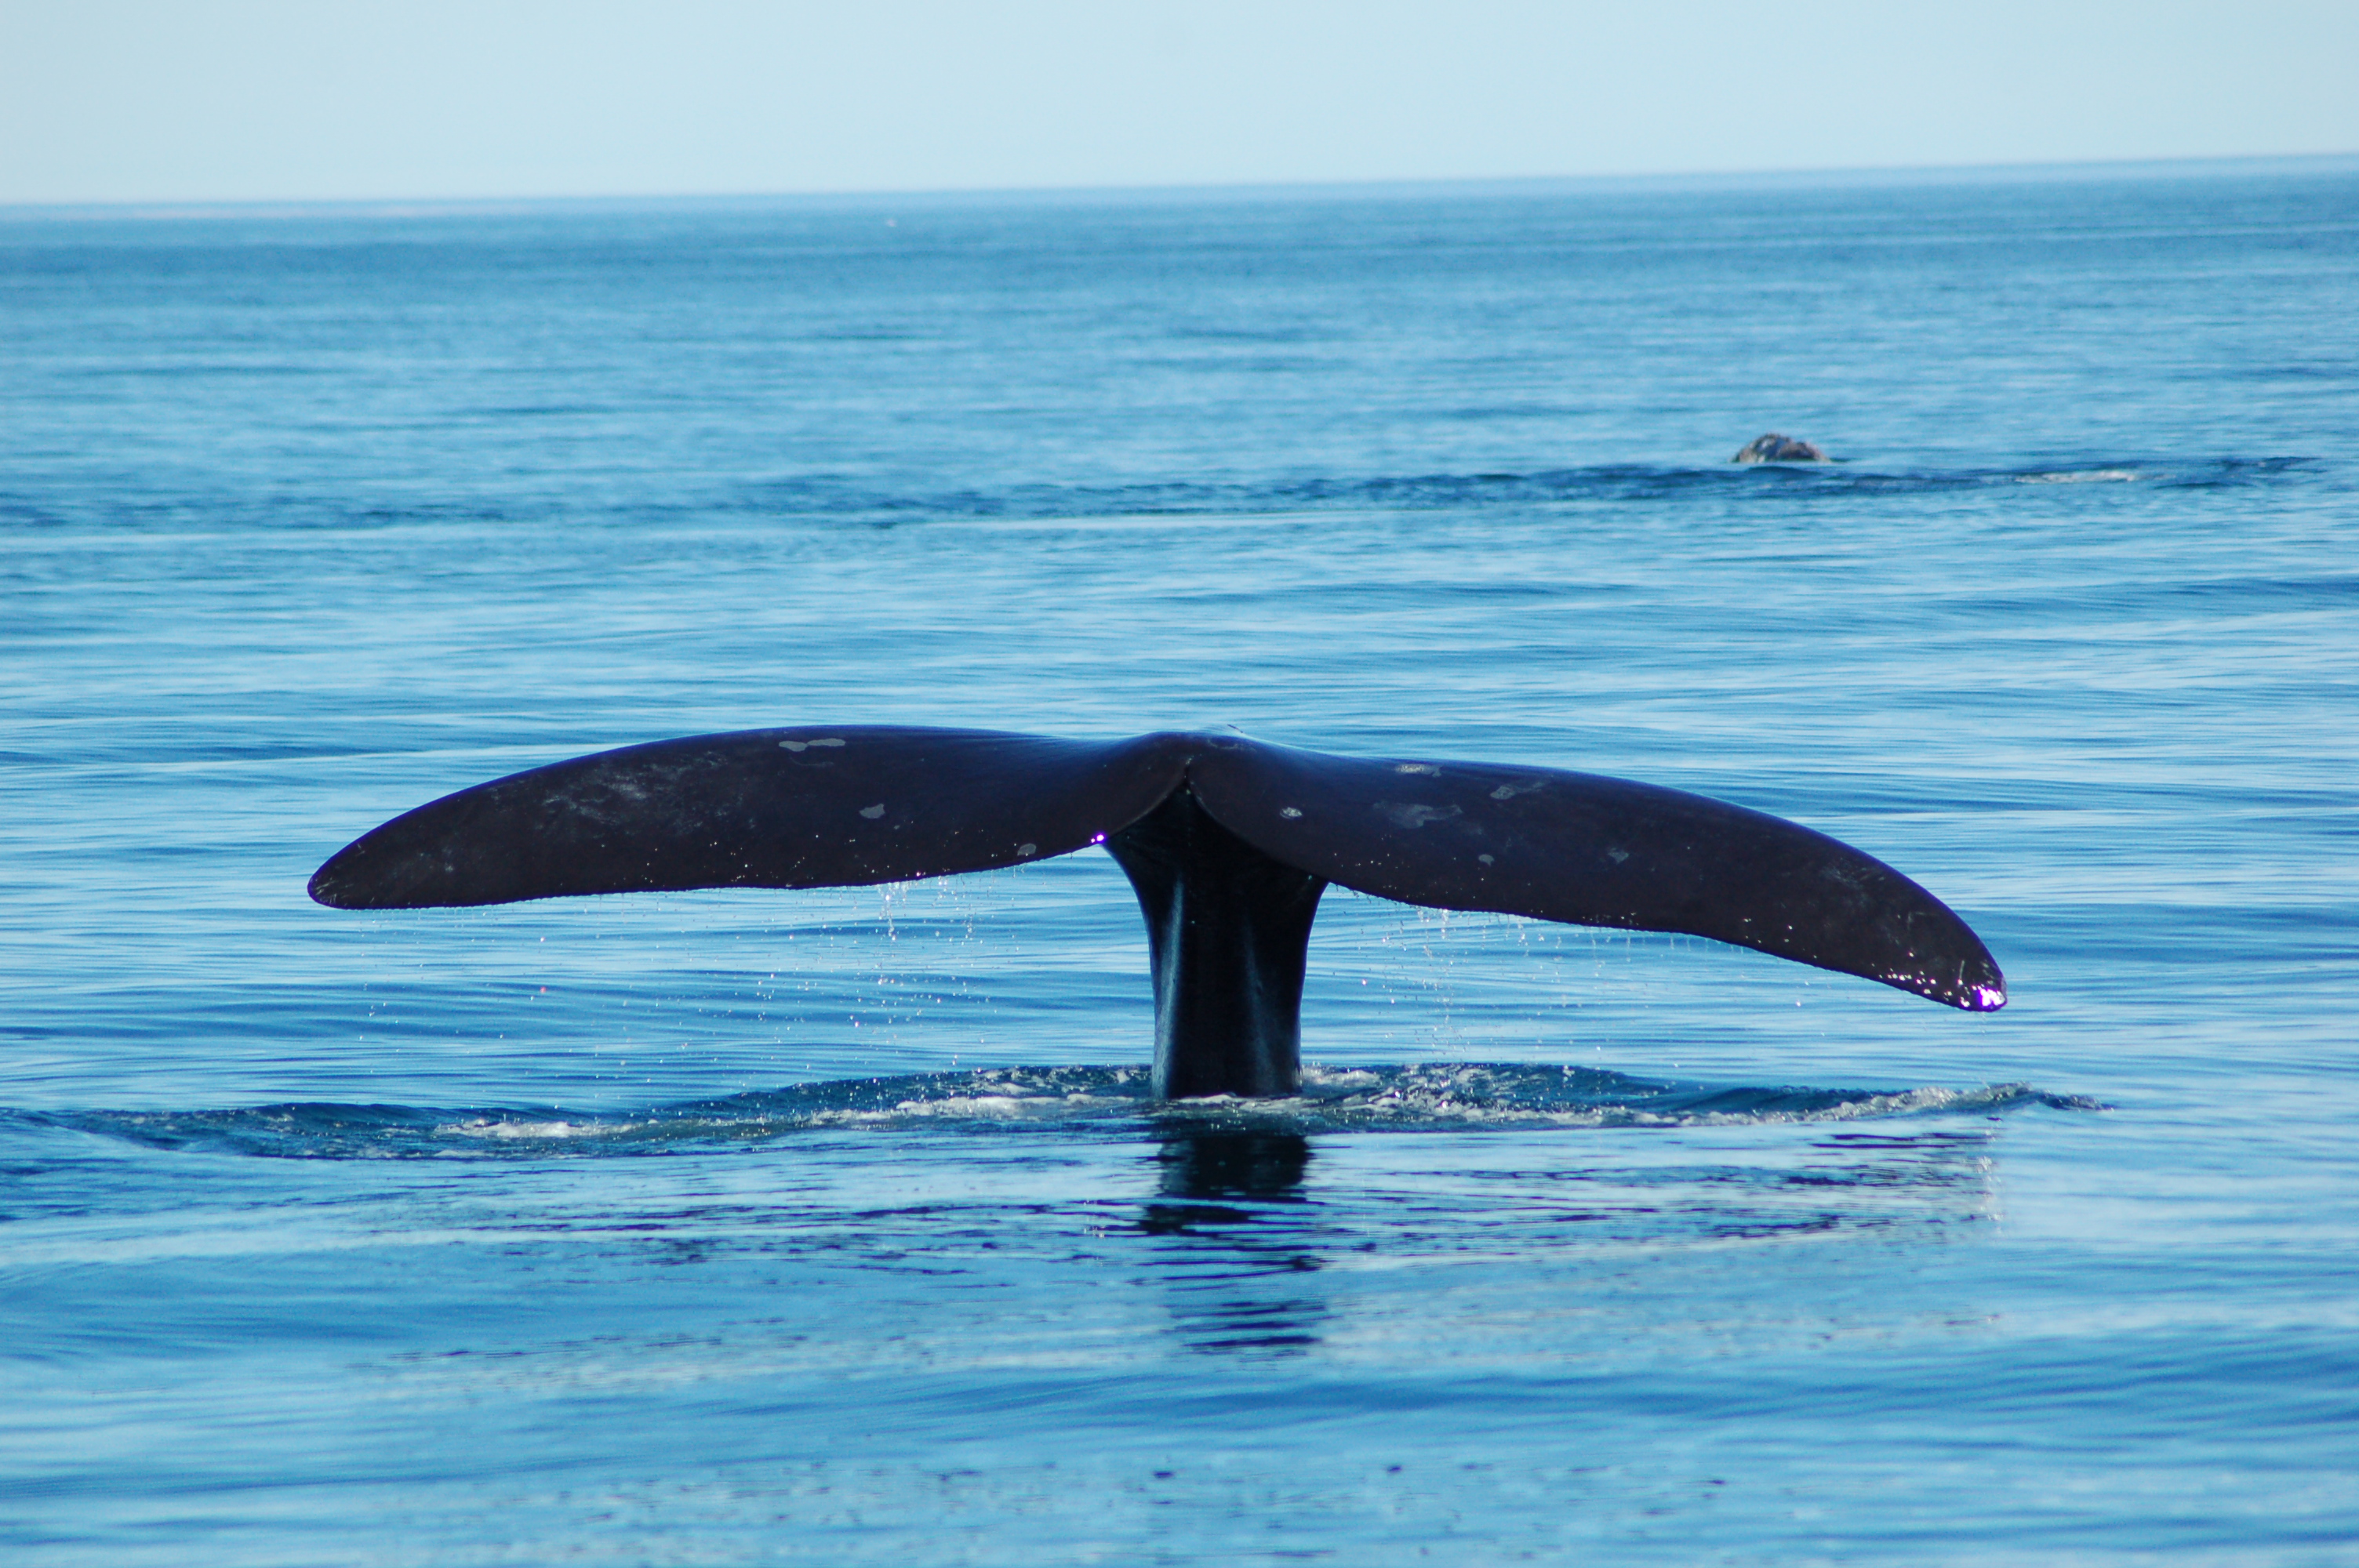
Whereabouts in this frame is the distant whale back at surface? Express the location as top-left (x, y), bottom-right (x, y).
top-left (1733, 434), bottom-right (1829, 463)
top-left (311, 728), bottom-right (2005, 1097)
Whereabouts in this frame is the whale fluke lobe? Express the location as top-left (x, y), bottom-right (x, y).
top-left (1183, 741), bottom-right (2005, 1011)
top-left (311, 727), bottom-right (2006, 1097)
top-left (306, 728), bottom-right (1191, 908)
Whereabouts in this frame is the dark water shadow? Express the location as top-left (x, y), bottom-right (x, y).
top-left (1137, 1127), bottom-right (1327, 1357)
top-left (724, 454), bottom-right (2320, 527)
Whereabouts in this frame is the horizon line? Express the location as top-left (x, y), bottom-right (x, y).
top-left (7, 151), bottom-right (2355, 223)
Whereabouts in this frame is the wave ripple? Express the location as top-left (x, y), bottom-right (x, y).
top-left (31, 1064), bottom-right (2098, 1160)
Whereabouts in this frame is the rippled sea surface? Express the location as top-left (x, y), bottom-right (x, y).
top-left (4, 162), bottom-right (2355, 1563)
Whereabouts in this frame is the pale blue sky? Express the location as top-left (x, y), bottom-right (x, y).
top-left (3, 1), bottom-right (2354, 205)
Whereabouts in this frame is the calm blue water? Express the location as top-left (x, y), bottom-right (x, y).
top-left (3, 162), bottom-right (2355, 1563)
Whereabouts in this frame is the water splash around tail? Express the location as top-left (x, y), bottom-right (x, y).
top-left (31, 1063), bottom-right (2098, 1161)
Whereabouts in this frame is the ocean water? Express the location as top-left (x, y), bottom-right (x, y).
top-left (2, 162), bottom-right (2354, 1563)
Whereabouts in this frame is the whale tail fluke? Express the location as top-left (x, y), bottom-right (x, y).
top-left (311, 727), bottom-right (2004, 1097)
